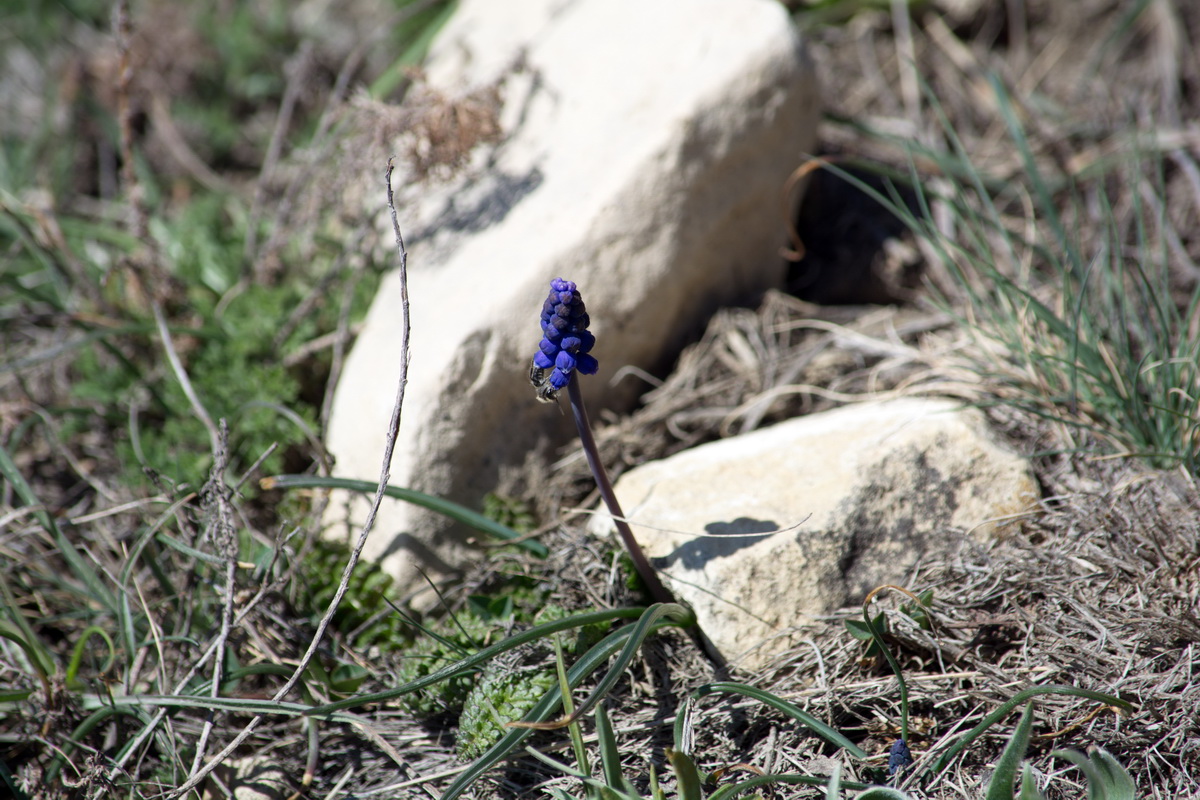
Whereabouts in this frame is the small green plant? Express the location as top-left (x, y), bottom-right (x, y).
top-left (482, 491), bottom-right (539, 535)
top-left (845, 588), bottom-right (934, 659)
top-left (457, 661), bottom-right (560, 760)
top-left (394, 608), bottom-right (496, 717)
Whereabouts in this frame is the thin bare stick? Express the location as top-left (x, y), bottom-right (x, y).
top-left (188, 421), bottom-right (239, 776)
top-left (171, 160), bottom-right (412, 798)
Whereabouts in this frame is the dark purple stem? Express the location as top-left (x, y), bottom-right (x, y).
top-left (566, 375), bottom-right (674, 605)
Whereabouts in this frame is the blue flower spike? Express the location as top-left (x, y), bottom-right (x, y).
top-left (527, 277), bottom-right (676, 608)
top-left (530, 278), bottom-right (598, 402)
top-left (888, 738), bottom-right (913, 777)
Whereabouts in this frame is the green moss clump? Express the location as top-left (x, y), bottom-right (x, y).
top-left (453, 604), bottom-right (611, 759)
top-left (455, 661), bottom-right (558, 760)
top-left (393, 612), bottom-right (495, 717)
top-left (481, 492), bottom-right (538, 534)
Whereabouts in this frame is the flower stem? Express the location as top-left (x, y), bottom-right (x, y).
top-left (566, 376), bottom-right (674, 605)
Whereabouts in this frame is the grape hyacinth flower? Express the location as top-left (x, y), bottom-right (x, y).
top-left (888, 738), bottom-right (913, 776)
top-left (530, 278), bottom-right (599, 403)
top-left (530, 278), bottom-right (674, 605)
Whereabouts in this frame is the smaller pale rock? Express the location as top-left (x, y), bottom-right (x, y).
top-left (589, 398), bottom-right (1038, 670)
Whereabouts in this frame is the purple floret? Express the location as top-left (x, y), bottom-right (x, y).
top-left (888, 739), bottom-right (913, 775)
top-left (529, 277), bottom-right (599, 402)
top-left (576, 353), bottom-right (599, 375)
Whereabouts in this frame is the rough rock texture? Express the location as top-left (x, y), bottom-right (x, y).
top-left (325, 0), bottom-right (821, 601)
top-left (588, 398), bottom-right (1040, 669)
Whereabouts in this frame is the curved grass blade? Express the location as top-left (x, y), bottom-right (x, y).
top-left (860, 587), bottom-right (920, 741)
top-left (368, 0), bottom-right (458, 99)
top-left (262, 474), bottom-right (548, 557)
top-left (925, 686), bottom-right (1133, 780)
top-left (523, 748), bottom-right (644, 800)
top-left (1018, 763), bottom-right (1046, 800)
top-left (80, 692), bottom-right (368, 728)
top-left (596, 703), bottom-right (631, 795)
top-left (677, 682), bottom-right (870, 761)
top-left (0, 618), bottom-right (54, 695)
top-left (65, 626), bottom-right (116, 686)
top-left (551, 637), bottom-right (591, 789)
top-left (512, 603), bottom-right (697, 732)
top-left (154, 529), bottom-right (224, 564)
top-left (45, 703), bottom-right (148, 785)
top-left (825, 762), bottom-right (842, 800)
top-left (440, 603), bottom-right (694, 800)
top-left (1050, 748), bottom-right (1136, 800)
top-left (852, 789), bottom-right (911, 800)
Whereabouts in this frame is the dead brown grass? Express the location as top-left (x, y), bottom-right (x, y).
top-left (3, 1), bottom-right (1199, 798)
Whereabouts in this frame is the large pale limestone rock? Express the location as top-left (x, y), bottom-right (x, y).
top-left (588, 398), bottom-right (1039, 670)
top-left (325, 0), bottom-right (821, 601)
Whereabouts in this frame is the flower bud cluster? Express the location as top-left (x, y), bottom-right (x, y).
top-left (530, 277), bottom-right (598, 401)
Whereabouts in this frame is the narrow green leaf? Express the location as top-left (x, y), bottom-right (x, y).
top-left (0, 442), bottom-right (117, 613)
top-left (595, 703), bottom-right (629, 794)
top-left (65, 626), bottom-right (116, 686)
top-left (678, 682), bottom-right (870, 761)
top-left (154, 530), bottom-right (225, 564)
top-left (1088, 749), bottom-right (1137, 800)
top-left (926, 687), bottom-right (1133, 780)
top-left (985, 702), bottom-right (1035, 800)
top-left (0, 613), bottom-right (55, 682)
top-left (310, 606), bottom-right (650, 717)
top-left (368, 0), bottom-right (458, 99)
top-left (667, 748), bottom-right (704, 800)
top-left (552, 636), bottom-right (591, 793)
top-left (861, 599), bottom-right (910, 741)
top-left (1051, 748), bottom-right (1136, 800)
top-left (1017, 763), bottom-right (1046, 800)
top-left (825, 762), bottom-right (842, 800)
top-left (853, 789), bottom-right (911, 800)
top-left (708, 773), bottom-right (871, 800)
top-left (264, 474), bottom-right (548, 557)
